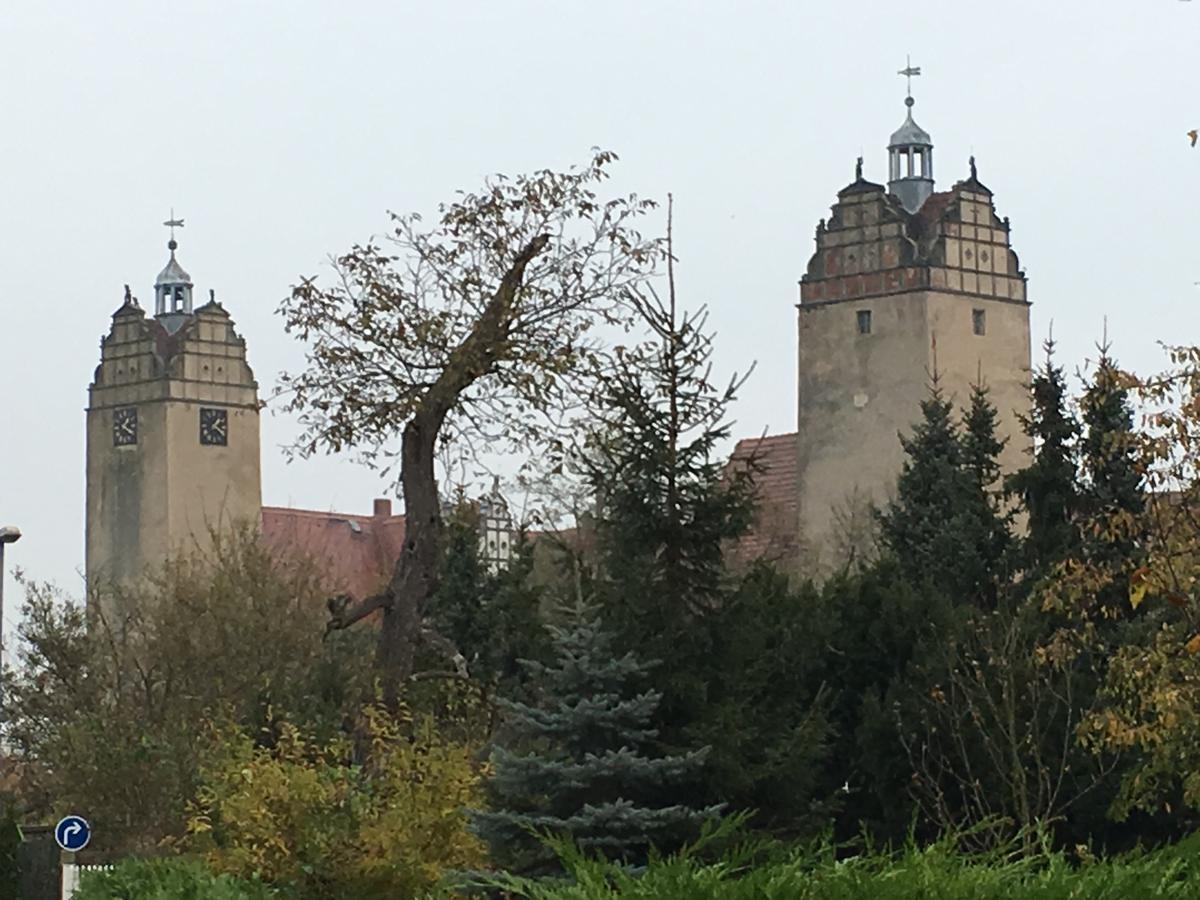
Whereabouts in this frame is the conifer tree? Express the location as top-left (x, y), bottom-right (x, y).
top-left (471, 599), bottom-right (719, 875)
top-left (1006, 337), bottom-right (1082, 573)
top-left (428, 507), bottom-right (549, 697)
top-left (689, 563), bottom-right (833, 836)
top-left (962, 382), bottom-right (1006, 501)
top-left (583, 199), bottom-right (753, 730)
top-left (1079, 345), bottom-right (1144, 531)
top-left (959, 381), bottom-right (1015, 603)
top-left (877, 378), bottom-right (984, 601)
top-left (572, 203), bottom-right (831, 838)
top-left (1077, 341), bottom-right (1145, 617)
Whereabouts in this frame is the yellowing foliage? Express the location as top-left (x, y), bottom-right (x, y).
top-left (1080, 625), bottom-right (1200, 817)
top-left (1129, 566), bottom-right (1151, 610)
top-left (184, 704), bottom-right (486, 899)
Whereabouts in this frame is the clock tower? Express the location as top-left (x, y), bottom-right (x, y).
top-left (85, 225), bottom-right (262, 588)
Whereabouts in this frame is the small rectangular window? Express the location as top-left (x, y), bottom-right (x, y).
top-left (857, 310), bottom-right (872, 335)
top-left (972, 308), bottom-right (986, 336)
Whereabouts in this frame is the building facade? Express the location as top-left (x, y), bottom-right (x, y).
top-left (85, 234), bottom-right (262, 588)
top-left (85, 83), bottom-right (1034, 594)
top-left (792, 90), bottom-right (1032, 575)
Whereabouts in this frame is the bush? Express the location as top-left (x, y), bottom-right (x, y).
top-left (0, 527), bottom-right (373, 854)
top-left (73, 857), bottom-right (284, 900)
top-left (184, 704), bottom-right (485, 899)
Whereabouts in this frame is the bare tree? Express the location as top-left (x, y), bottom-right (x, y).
top-left (898, 603), bottom-right (1117, 853)
top-left (276, 151), bottom-right (660, 693)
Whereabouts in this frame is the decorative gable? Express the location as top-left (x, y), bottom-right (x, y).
top-left (800, 167), bottom-right (1026, 305)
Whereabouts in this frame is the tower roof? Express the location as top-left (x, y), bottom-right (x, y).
top-left (889, 99), bottom-right (932, 148)
top-left (153, 216), bottom-right (195, 328)
top-left (887, 67), bottom-right (935, 214)
top-left (155, 246), bottom-right (192, 287)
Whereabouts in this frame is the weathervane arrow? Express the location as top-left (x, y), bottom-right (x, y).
top-left (163, 208), bottom-right (184, 242)
top-left (898, 55), bottom-right (921, 96)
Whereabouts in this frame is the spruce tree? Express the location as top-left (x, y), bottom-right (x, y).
top-left (959, 381), bottom-right (1015, 603)
top-left (1078, 343), bottom-right (1145, 616)
top-left (877, 378), bottom-right (985, 601)
top-left (1006, 337), bottom-right (1082, 574)
top-left (1079, 346), bottom-right (1143, 530)
top-left (583, 200), bottom-right (753, 734)
top-left (471, 598), bottom-right (719, 875)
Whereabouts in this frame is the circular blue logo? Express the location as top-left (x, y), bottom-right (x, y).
top-left (54, 815), bottom-right (91, 852)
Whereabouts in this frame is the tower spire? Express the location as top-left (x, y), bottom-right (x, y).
top-left (155, 211), bottom-right (194, 326)
top-left (887, 56), bottom-right (934, 213)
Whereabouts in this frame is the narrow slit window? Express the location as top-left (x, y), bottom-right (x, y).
top-left (857, 310), bottom-right (872, 335)
top-left (972, 308), bottom-right (986, 336)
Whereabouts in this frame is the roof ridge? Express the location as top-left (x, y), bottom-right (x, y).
top-left (262, 505), bottom-right (405, 521)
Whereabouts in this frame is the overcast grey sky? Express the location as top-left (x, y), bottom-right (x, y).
top-left (1, 0), bottom-right (1197, 632)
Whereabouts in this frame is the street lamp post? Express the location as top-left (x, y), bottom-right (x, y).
top-left (0, 526), bottom-right (21, 671)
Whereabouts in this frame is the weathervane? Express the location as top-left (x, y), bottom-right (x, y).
top-left (163, 209), bottom-right (184, 249)
top-left (898, 55), bottom-right (921, 98)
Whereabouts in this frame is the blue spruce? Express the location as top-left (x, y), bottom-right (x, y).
top-left (470, 598), bottom-right (721, 876)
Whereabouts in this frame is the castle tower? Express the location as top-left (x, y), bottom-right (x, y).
top-left (795, 74), bottom-right (1031, 575)
top-left (85, 222), bottom-right (262, 588)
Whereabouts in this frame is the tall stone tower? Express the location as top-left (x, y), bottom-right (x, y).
top-left (795, 81), bottom-right (1031, 575)
top-left (86, 226), bottom-right (262, 587)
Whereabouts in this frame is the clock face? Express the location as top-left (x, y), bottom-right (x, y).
top-left (199, 407), bottom-right (228, 446)
top-left (113, 407), bottom-right (138, 446)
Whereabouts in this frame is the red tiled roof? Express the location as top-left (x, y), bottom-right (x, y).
top-left (910, 190), bottom-right (954, 236)
top-left (263, 432), bottom-right (804, 598)
top-left (261, 501), bottom-right (405, 600)
top-left (726, 432), bottom-right (799, 566)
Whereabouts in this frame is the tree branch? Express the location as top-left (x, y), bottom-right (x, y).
top-left (324, 592), bottom-right (391, 637)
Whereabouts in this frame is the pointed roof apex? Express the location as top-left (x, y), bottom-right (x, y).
top-left (156, 247), bottom-right (192, 287)
top-left (889, 100), bottom-right (932, 148)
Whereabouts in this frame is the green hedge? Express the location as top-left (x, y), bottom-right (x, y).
top-left (72, 858), bottom-right (287, 900)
